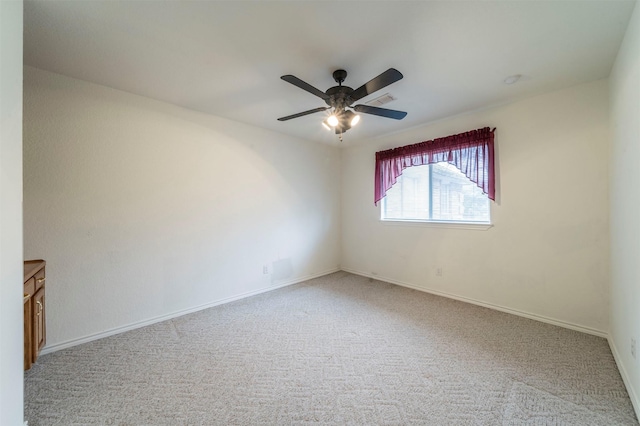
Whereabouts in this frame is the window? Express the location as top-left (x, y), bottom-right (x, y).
top-left (381, 162), bottom-right (490, 223)
top-left (374, 127), bottom-right (495, 206)
top-left (374, 127), bottom-right (495, 225)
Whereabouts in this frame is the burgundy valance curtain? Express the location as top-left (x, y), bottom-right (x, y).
top-left (374, 127), bottom-right (495, 205)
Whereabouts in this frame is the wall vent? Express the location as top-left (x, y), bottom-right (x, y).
top-left (365, 93), bottom-right (396, 107)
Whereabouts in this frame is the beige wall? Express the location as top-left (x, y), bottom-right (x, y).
top-left (609, 1), bottom-right (640, 414)
top-left (23, 67), bottom-right (341, 351)
top-left (342, 79), bottom-right (610, 335)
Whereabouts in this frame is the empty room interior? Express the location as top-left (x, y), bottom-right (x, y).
top-left (2, 0), bottom-right (640, 424)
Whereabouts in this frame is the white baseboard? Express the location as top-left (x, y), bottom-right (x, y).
top-left (609, 337), bottom-right (640, 419)
top-left (41, 268), bottom-right (340, 355)
top-left (341, 267), bottom-right (607, 338)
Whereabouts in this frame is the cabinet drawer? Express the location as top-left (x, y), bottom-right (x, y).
top-left (35, 268), bottom-right (46, 291)
top-left (24, 278), bottom-right (35, 298)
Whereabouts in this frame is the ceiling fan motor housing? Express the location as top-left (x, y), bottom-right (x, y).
top-left (325, 85), bottom-right (354, 110)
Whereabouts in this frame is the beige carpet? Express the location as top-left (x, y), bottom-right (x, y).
top-left (24, 272), bottom-right (638, 425)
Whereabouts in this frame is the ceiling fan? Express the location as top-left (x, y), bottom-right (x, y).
top-left (277, 68), bottom-right (407, 138)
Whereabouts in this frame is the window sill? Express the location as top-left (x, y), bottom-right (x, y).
top-left (380, 219), bottom-right (493, 231)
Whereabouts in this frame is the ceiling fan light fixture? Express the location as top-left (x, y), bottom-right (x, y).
top-left (327, 115), bottom-right (339, 127)
top-left (342, 110), bottom-right (359, 128)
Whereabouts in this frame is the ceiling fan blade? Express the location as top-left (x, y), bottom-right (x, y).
top-left (354, 104), bottom-right (407, 120)
top-left (281, 75), bottom-right (330, 101)
top-left (349, 68), bottom-right (404, 103)
top-left (277, 107), bottom-right (330, 121)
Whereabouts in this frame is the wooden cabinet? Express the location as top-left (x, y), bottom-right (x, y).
top-left (24, 260), bottom-right (46, 370)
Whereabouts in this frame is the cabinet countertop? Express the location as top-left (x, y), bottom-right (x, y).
top-left (24, 260), bottom-right (46, 282)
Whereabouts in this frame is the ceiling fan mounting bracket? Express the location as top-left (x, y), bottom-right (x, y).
top-left (332, 69), bottom-right (348, 85)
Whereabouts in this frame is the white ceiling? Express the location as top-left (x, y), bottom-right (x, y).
top-left (24, 0), bottom-right (636, 146)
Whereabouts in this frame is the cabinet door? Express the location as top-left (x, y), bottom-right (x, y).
top-left (32, 287), bottom-right (46, 363)
top-left (24, 298), bottom-right (32, 371)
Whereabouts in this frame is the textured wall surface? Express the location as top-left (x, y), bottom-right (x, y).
top-left (610, 1), bottom-right (640, 414)
top-left (342, 79), bottom-right (610, 334)
top-left (23, 67), bottom-right (341, 350)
